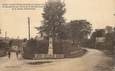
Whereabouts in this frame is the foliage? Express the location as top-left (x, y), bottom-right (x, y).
top-left (23, 38), bottom-right (39, 59)
top-left (66, 20), bottom-right (92, 47)
top-left (89, 26), bottom-right (115, 51)
top-left (0, 40), bottom-right (8, 57)
top-left (37, 1), bottom-right (66, 39)
top-left (104, 32), bottom-right (114, 50)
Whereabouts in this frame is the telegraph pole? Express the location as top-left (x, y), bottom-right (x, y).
top-left (0, 29), bottom-right (1, 37)
top-left (28, 17), bottom-right (31, 40)
top-left (5, 31), bottom-right (7, 40)
top-left (113, 14), bottom-right (115, 31)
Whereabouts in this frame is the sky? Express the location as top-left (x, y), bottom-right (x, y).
top-left (0, 0), bottom-right (115, 39)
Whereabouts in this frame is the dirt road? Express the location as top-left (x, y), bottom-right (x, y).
top-left (0, 49), bottom-right (111, 71)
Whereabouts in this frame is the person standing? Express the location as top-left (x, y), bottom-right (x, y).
top-left (7, 49), bottom-right (11, 59)
top-left (8, 40), bottom-right (13, 59)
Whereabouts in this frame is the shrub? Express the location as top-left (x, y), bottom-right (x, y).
top-left (0, 40), bottom-right (8, 57)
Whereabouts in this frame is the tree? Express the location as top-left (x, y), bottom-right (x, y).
top-left (67, 20), bottom-right (92, 47)
top-left (90, 29), bottom-right (105, 48)
top-left (104, 26), bottom-right (114, 50)
top-left (37, 0), bottom-right (66, 40)
top-left (90, 27), bottom-right (114, 50)
top-left (0, 40), bottom-right (8, 56)
top-left (113, 27), bottom-right (115, 46)
top-left (91, 29), bottom-right (105, 39)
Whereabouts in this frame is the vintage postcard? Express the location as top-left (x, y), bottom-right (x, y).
top-left (0, 0), bottom-right (115, 71)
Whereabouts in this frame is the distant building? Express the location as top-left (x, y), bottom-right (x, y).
top-left (105, 26), bottom-right (113, 33)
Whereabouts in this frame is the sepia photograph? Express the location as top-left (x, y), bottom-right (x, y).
top-left (0, 0), bottom-right (115, 71)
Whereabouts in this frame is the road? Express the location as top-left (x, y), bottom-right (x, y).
top-left (0, 49), bottom-right (112, 71)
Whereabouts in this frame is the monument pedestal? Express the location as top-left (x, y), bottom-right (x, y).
top-left (48, 37), bottom-right (53, 56)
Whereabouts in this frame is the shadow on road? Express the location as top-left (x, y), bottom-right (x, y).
top-left (27, 61), bottom-right (53, 65)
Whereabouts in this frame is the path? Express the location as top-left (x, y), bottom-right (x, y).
top-left (0, 49), bottom-right (111, 71)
